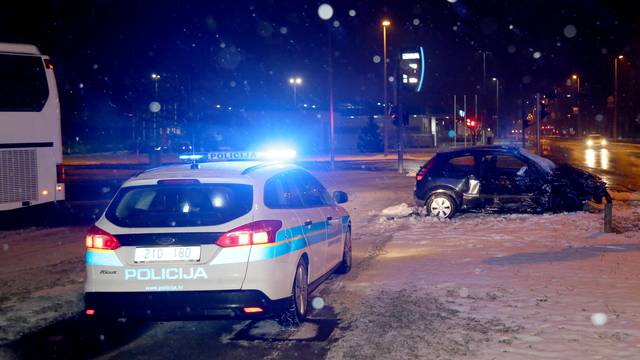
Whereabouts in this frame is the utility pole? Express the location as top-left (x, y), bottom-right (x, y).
top-left (474, 94), bottom-right (478, 145)
top-left (328, 25), bottom-right (335, 170)
top-left (573, 75), bottom-right (581, 137)
top-left (463, 95), bottom-right (467, 147)
top-left (453, 95), bottom-right (457, 147)
top-left (393, 64), bottom-right (403, 173)
top-left (613, 55), bottom-right (622, 140)
top-left (521, 98), bottom-right (526, 148)
top-left (382, 20), bottom-right (391, 155)
top-left (536, 93), bottom-right (542, 154)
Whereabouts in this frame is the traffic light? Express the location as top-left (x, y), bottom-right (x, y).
top-left (390, 106), bottom-right (399, 127)
top-left (465, 118), bottom-right (478, 130)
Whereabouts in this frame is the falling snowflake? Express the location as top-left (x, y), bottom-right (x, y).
top-left (563, 25), bottom-right (577, 38)
top-left (318, 3), bottom-right (334, 20)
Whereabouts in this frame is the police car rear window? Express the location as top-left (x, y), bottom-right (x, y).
top-left (105, 184), bottom-right (253, 227)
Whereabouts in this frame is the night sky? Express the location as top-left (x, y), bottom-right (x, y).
top-left (2, 1), bottom-right (639, 131)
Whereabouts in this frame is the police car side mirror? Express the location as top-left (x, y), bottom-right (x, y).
top-left (333, 191), bottom-right (348, 204)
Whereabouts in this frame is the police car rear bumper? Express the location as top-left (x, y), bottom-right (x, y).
top-left (85, 290), bottom-right (290, 320)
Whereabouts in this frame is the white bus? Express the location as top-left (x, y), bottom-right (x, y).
top-left (0, 43), bottom-right (64, 211)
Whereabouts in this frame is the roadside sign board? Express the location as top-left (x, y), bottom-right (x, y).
top-left (400, 46), bottom-right (425, 92)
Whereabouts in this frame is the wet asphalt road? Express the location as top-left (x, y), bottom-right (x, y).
top-left (540, 138), bottom-right (640, 192)
top-left (1, 144), bottom-right (639, 359)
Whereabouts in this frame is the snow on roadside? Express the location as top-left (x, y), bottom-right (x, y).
top-left (380, 203), bottom-right (414, 218)
top-left (323, 175), bottom-right (640, 359)
top-left (0, 227), bottom-right (86, 344)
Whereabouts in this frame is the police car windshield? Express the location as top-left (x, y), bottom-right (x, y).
top-left (105, 184), bottom-right (253, 228)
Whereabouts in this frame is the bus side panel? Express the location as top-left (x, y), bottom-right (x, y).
top-left (0, 54), bottom-right (63, 211)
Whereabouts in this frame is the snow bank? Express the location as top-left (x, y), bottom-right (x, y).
top-left (380, 203), bottom-right (414, 218)
top-left (320, 170), bottom-right (640, 360)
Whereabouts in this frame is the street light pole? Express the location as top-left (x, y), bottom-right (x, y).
top-left (151, 73), bottom-right (161, 146)
top-left (382, 20), bottom-right (390, 155)
top-left (572, 74), bottom-right (581, 136)
top-left (614, 55), bottom-right (623, 139)
top-left (288, 77), bottom-right (302, 107)
top-left (328, 25), bottom-right (335, 170)
top-left (492, 78), bottom-right (499, 140)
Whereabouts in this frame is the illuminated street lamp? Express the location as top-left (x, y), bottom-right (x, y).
top-left (288, 77), bottom-right (302, 107)
top-left (151, 72), bottom-right (161, 97)
top-left (382, 19), bottom-right (391, 155)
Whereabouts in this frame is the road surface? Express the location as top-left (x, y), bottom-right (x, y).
top-left (1, 164), bottom-right (640, 359)
top-left (541, 138), bottom-right (640, 192)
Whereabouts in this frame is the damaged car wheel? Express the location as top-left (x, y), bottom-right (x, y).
top-left (551, 190), bottom-right (582, 213)
top-left (427, 193), bottom-right (456, 219)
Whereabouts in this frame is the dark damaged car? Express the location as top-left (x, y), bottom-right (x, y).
top-left (414, 146), bottom-right (608, 219)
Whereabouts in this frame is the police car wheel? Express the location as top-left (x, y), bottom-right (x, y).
top-left (427, 193), bottom-right (456, 219)
top-left (336, 228), bottom-right (352, 274)
top-left (278, 259), bottom-right (309, 326)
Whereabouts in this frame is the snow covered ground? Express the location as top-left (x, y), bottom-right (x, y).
top-left (317, 172), bottom-right (640, 359)
top-left (1, 169), bottom-right (639, 359)
top-left (0, 227), bottom-right (86, 344)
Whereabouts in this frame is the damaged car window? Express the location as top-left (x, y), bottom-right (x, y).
top-left (495, 156), bottom-right (529, 177)
top-left (443, 155), bottom-right (475, 175)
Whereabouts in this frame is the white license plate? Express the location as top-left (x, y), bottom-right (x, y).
top-left (134, 246), bottom-right (201, 262)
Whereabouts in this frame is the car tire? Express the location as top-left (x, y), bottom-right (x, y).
top-left (278, 259), bottom-right (309, 327)
top-left (426, 193), bottom-right (457, 219)
top-left (551, 191), bottom-right (581, 213)
top-left (336, 228), bottom-right (352, 274)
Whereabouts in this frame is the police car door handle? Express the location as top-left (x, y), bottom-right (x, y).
top-left (304, 220), bottom-right (313, 227)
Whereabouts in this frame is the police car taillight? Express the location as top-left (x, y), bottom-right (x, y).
top-left (416, 159), bottom-right (435, 181)
top-left (216, 220), bottom-right (283, 247)
top-left (85, 225), bottom-right (121, 250)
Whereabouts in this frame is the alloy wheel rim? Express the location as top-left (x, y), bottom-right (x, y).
top-left (430, 197), bottom-right (452, 217)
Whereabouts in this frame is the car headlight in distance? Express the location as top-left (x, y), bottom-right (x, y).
top-left (586, 139), bottom-right (594, 146)
top-left (601, 139), bottom-right (607, 145)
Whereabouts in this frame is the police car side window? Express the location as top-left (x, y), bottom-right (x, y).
top-left (290, 171), bottom-right (332, 208)
top-left (264, 174), bottom-right (304, 209)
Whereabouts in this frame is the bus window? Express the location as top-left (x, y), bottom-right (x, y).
top-left (0, 54), bottom-right (49, 112)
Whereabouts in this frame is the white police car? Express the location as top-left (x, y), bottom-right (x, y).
top-left (84, 153), bottom-right (351, 324)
